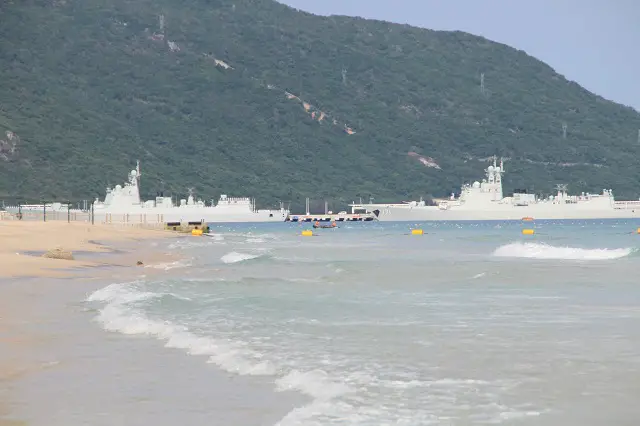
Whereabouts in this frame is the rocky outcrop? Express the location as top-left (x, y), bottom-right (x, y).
top-left (42, 247), bottom-right (74, 260)
top-left (0, 130), bottom-right (18, 161)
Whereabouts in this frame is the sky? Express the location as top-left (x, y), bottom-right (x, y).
top-left (278, 0), bottom-right (639, 111)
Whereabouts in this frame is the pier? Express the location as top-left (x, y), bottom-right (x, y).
top-left (286, 198), bottom-right (377, 222)
top-left (285, 212), bottom-right (377, 222)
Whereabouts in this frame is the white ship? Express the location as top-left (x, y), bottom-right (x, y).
top-left (350, 156), bottom-right (640, 221)
top-left (6, 161), bottom-right (289, 223)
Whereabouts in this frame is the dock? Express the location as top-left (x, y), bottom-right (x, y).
top-left (285, 212), bottom-right (377, 222)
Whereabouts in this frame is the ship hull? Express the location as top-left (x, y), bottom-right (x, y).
top-left (4, 206), bottom-right (289, 223)
top-left (358, 205), bottom-right (640, 222)
top-left (93, 208), bottom-right (288, 223)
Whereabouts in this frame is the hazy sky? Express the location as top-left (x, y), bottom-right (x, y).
top-left (278, 0), bottom-right (639, 111)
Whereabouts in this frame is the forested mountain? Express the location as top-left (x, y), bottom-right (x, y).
top-left (1, 0), bottom-right (639, 210)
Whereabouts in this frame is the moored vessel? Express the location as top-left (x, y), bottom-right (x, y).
top-left (5, 161), bottom-right (289, 223)
top-left (350, 156), bottom-right (640, 221)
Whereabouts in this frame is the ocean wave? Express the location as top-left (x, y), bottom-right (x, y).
top-left (87, 281), bottom-right (158, 304)
top-left (492, 242), bottom-right (634, 260)
top-left (220, 251), bottom-right (263, 264)
top-left (144, 258), bottom-right (192, 270)
top-left (86, 282), bottom-right (276, 376)
top-left (220, 232), bottom-right (278, 240)
top-left (87, 282), bottom-right (192, 305)
top-left (87, 281), bottom-right (359, 425)
top-left (86, 279), bottom-right (535, 426)
top-left (168, 237), bottom-right (223, 250)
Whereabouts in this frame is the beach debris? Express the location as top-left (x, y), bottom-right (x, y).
top-left (137, 260), bottom-right (144, 266)
top-left (42, 247), bottom-right (74, 260)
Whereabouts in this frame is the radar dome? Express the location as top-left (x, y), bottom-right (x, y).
top-left (487, 165), bottom-right (495, 172)
top-left (494, 167), bottom-right (501, 173)
top-left (130, 170), bottom-right (137, 176)
top-left (472, 181), bottom-right (481, 188)
top-left (115, 184), bottom-right (122, 190)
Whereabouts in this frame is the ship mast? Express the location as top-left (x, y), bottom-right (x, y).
top-left (133, 160), bottom-right (142, 205)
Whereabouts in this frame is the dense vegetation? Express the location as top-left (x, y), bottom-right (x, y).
top-left (1, 0), bottom-right (640, 211)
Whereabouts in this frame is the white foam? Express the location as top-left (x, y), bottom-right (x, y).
top-left (87, 283), bottom-right (276, 376)
top-left (87, 281), bottom-right (359, 425)
top-left (88, 280), bottom-right (539, 426)
top-left (168, 237), bottom-right (223, 250)
top-left (220, 251), bottom-right (261, 264)
top-left (493, 242), bottom-right (634, 260)
top-left (276, 369), bottom-right (353, 401)
top-left (274, 370), bottom-right (355, 426)
top-left (144, 258), bottom-right (192, 270)
top-left (204, 233), bottom-right (225, 241)
top-left (86, 282), bottom-right (157, 304)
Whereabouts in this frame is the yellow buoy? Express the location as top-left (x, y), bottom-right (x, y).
top-left (522, 229), bottom-right (535, 235)
top-left (636, 228), bottom-right (640, 234)
top-left (411, 229), bottom-right (424, 235)
top-left (191, 229), bottom-right (203, 236)
top-left (301, 230), bottom-right (313, 237)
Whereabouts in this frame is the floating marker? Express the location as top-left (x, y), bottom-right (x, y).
top-left (191, 229), bottom-right (203, 236)
top-left (301, 230), bottom-right (313, 237)
top-left (522, 217), bottom-right (534, 221)
top-left (522, 229), bottom-right (535, 235)
top-left (636, 227), bottom-right (640, 234)
top-left (411, 229), bottom-right (424, 235)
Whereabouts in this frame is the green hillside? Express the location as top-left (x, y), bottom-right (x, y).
top-left (1, 0), bottom-right (639, 211)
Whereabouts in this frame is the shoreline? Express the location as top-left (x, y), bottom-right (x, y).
top-left (0, 222), bottom-right (305, 426)
top-left (1, 222), bottom-right (178, 425)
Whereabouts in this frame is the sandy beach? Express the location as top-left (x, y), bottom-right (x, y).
top-left (0, 221), bottom-right (175, 425)
top-left (0, 221), bottom-right (177, 279)
top-left (1, 222), bottom-right (302, 426)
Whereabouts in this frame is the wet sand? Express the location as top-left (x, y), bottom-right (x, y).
top-left (0, 224), bottom-right (302, 426)
top-left (0, 223), bottom-right (175, 424)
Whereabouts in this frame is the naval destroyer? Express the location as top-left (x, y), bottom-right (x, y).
top-left (5, 161), bottom-right (289, 223)
top-left (350, 156), bottom-right (640, 221)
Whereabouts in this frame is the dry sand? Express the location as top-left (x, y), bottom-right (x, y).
top-left (0, 221), bottom-right (177, 278)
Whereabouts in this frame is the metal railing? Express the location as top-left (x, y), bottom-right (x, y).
top-left (0, 202), bottom-right (165, 228)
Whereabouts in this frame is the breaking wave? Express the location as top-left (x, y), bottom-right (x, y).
top-left (144, 258), bottom-right (192, 270)
top-left (220, 251), bottom-right (263, 264)
top-left (493, 242), bottom-right (635, 260)
top-left (86, 281), bottom-right (352, 425)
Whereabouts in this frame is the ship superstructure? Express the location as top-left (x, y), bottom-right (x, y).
top-left (6, 161), bottom-right (289, 223)
top-left (350, 156), bottom-right (640, 221)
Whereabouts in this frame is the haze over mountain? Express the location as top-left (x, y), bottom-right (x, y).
top-left (1, 0), bottom-right (639, 210)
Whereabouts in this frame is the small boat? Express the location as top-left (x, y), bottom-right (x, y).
top-left (313, 221), bottom-right (338, 229)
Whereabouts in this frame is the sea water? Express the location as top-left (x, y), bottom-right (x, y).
top-left (86, 220), bottom-right (640, 425)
